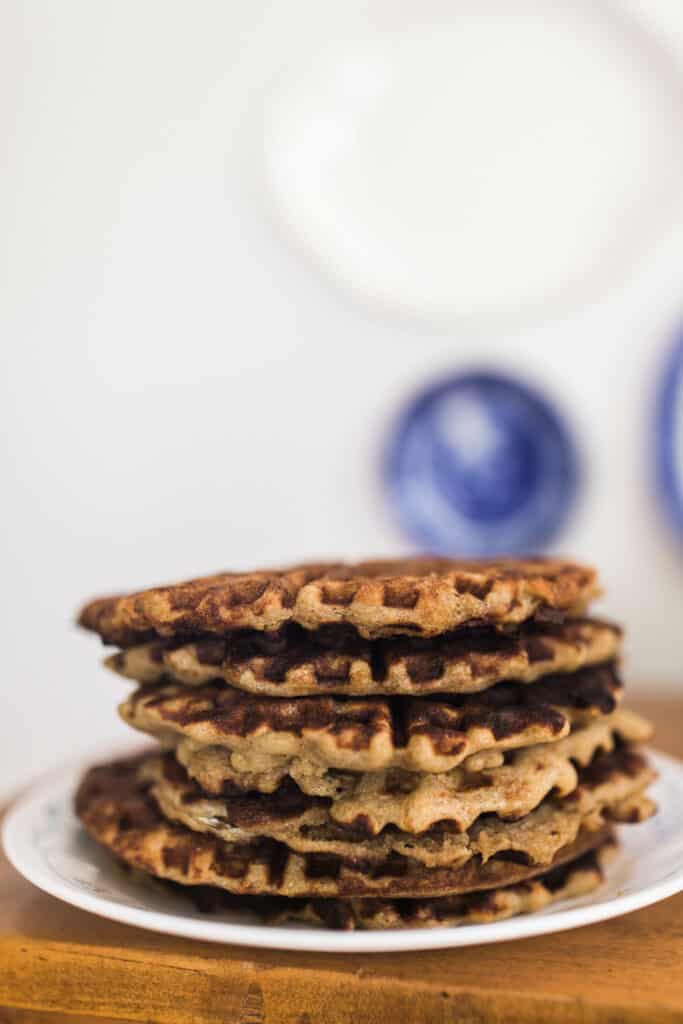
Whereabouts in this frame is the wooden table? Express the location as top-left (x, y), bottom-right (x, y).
top-left (1, 698), bottom-right (682, 1024)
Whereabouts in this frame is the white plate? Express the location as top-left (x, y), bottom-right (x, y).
top-left (264, 0), bottom-right (683, 325)
top-left (3, 749), bottom-right (683, 954)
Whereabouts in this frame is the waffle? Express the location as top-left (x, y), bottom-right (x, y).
top-left (78, 557), bottom-right (598, 643)
top-left (143, 727), bottom-right (654, 869)
top-left (148, 710), bottom-right (651, 844)
top-left (119, 664), bottom-right (623, 786)
top-left (159, 836), bottom-right (617, 929)
top-left (107, 618), bottom-right (621, 697)
top-left (75, 752), bottom-right (626, 897)
top-left (260, 836), bottom-right (617, 929)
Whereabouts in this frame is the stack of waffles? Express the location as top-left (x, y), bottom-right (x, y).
top-left (76, 558), bottom-right (656, 931)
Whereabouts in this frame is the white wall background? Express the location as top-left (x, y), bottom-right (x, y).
top-left (2, 0), bottom-right (683, 798)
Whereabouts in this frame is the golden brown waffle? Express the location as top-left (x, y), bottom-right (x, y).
top-left (75, 752), bottom-right (622, 897)
top-left (148, 710), bottom-right (651, 842)
top-left (107, 619), bottom-right (621, 697)
top-left (143, 731), bottom-right (655, 866)
top-left (159, 836), bottom-right (616, 929)
top-left (263, 837), bottom-right (617, 929)
top-left (78, 557), bottom-right (598, 643)
top-left (119, 664), bottom-right (623, 784)
top-left (326, 711), bottom-right (651, 834)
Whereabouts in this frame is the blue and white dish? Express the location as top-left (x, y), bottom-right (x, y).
top-left (384, 371), bottom-right (579, 555)
top-left (655, 335), bottom-right (683, 542)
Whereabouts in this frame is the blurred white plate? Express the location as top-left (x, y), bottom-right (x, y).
top-left (265, 0), bottom-right (683, 324)
top-left (3, 750), bottom-right (683, 953)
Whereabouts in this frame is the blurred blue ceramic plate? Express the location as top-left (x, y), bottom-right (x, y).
top-left (384, 371), bottom-right (578, 556)
top-left (656, 335), bottom-right (683, 539)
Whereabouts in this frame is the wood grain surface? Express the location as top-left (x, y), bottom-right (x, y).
top-left (0, 697), bottom-right (681, 1024)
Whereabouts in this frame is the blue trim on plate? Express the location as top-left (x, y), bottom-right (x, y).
top-left (654, 334), bottom-right (683, 540)
top-left (383, 370), bottom-right (580, 556)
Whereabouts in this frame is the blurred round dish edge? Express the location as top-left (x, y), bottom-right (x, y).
top-left (655, 334), bottom-right (683, 542)
top-left (383, 370), bottom-right (580, 556)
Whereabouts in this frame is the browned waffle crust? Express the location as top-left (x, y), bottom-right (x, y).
top-left (168, 836), bottom-right (617, 929)
top-left (74, 750), bottom-right (650, 898)
top-left (107, 618), bottom-right (621, 697)
top-left (119, 664), bottom-right (625, 782)
top-left (78, 557), bottom-right (598, 643)
top-left (144, 712), bottom-right (653, 846)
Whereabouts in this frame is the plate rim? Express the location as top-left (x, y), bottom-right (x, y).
top-left (655, 332), bottom-right (683, 540)
top-left (3, 748), bottom-right (683, 954)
